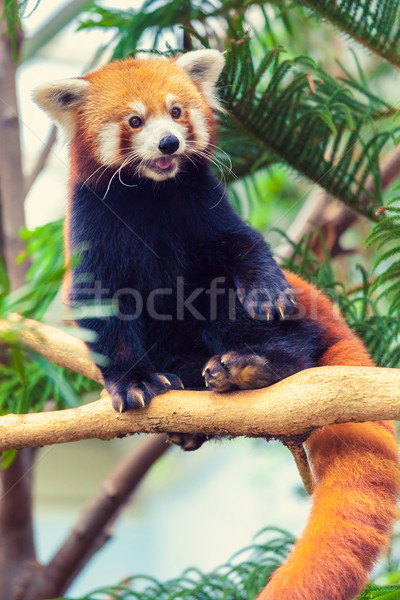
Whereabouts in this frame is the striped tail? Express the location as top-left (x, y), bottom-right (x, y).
top-left (257, 272), bottom-right (399, 600)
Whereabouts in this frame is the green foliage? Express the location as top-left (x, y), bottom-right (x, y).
top-left (2, 0), bottom-right (22, 60)
top-left (218, 35), bottom-right (398, 219)
top-left (302, 0), bottom-right (400, 66)
top-left (58, 528), bottom-right (400, 599)
top-left (0, 219), bottom-right (101, 415)
top-left (61, 528), bottom-right (294, 600)
top-left (13, 219), bottom-right (65, 319)
top-left (358, 584), bottom-right (400, 599)
top-left (367, 186), bottom-right (400, 313)
top-left (228, 166), bottom-right (300, 231)
top-left (0, 352), bottom-right (96, 415)
top-left (78, 0), bottom-right (267, 57)
top-left (280, 229), bottom-right (400, 368)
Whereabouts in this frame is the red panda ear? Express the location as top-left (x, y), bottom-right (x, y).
top-left (175, 49), bottom-right (225, 111)
top-left (32, 78), bottom-right (90, 140)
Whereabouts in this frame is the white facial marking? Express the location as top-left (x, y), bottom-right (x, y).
top-left (189, 107), bottom-right (209, 151)
top-left (134, 115), bottom-right (186, 159)
top-left (166, 94), bottom-right (177, 111)
top-left (129, 101), bottom-right (147, 119)
top-left (98, 123), bottom-right (121, 165)
top-left (142, 164), bottom-right (179, 182)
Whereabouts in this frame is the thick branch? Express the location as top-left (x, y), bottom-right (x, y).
top-left (0, 314), bottom-right (102, 384)
top-left (0, 366), bottom-right (399, 451)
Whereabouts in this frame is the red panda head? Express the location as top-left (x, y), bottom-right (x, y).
top-left (33, 50), bottom-right (225, 182)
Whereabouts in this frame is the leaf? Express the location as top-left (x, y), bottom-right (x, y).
top-left (59, 528), bottom-right (294, 599)
top-left (301, 0), bottom-right (400, 66)
top-left (218, 36), bottom-right (399, 219)
top-left (33, 356), bottom-right (81, 408)
top-left (0, 449), bottom-right (17, 470)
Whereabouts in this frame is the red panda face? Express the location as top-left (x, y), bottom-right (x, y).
top-left (33, 50), bottom-right (225, 182)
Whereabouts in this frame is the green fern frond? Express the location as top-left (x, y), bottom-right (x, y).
top-left (278, 231), bottom-right (400, 367)
top-left (78, 0), bottom-right (266, 57)
top-left (58, 526), bottom-right (400, 599)
top-left (219, 38), bottom-right (399, 219)
top-left (301, 0), bottom-right (400, 66)
top-left (61, 528), bottom-right (294, 600)
top-left (366, 190), bottom-right (400, 312)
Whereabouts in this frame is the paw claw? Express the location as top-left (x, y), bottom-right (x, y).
top-left (107, 371), bottom-right (183, 412)
top-left (112, 393), bottom-right (125, 413)
top-left (203, 352), bottom-right (273, 392)
top-left (237, 281), bottom-right (297, 320)
top-left (156, 374), bottom-right (171, 386)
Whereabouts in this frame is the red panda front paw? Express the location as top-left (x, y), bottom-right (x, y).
top-left (107, 373), bottom-right (184, 412)
top-left (236, 282), bottom-right (296, 320)
top-left (203, 351), bottom-right (273, 391)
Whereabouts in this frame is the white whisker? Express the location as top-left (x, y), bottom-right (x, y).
top-left (185, 142), bottom-right (236, 179)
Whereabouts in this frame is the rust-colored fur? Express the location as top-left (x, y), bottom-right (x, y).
top-left (257, 272), bottom-right (399, 600)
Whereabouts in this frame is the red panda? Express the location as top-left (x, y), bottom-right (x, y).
top-left (33, 50), bottom-right (398, 600)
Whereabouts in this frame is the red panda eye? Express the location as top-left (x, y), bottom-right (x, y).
top-left (129, 116), bottom-right (142, 129)
top-left (171, 107), bottom-right (181, 119)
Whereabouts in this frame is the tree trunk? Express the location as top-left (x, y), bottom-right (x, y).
top-left (0, 2), bottom-right (27, 289)
top-left (0, 449), bottom-right (37, 600)
top-left (0, 5), bottom-right (34, 599)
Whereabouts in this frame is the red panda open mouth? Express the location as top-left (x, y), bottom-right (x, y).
top-left (155, 157), bottom-right (173, 169)
top-left (149, 156), bottom-right (177, 174)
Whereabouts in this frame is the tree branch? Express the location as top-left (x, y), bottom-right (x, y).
top-left (0, 366), bottom-right (399, 452)
top-left (24, 126), bottom-right (57, 195)
top-left (1, 313), bottom-right (398, 502)
top-left (0, 315), bottom-right (398, 451)
top-left (0, 313), bottom-right (103, 384)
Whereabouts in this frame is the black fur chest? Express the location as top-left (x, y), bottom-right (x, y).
top-left (69, 164), bottom-right (234, 299)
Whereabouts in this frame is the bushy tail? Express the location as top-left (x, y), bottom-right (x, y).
top-left (257, 272), bottom-right (399, 600)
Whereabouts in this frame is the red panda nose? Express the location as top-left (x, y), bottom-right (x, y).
top-left (159, 135), bottom-right (180, 155)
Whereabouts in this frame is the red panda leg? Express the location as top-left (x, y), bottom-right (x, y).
top-left (257, 334), bottom-right (399, 600)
